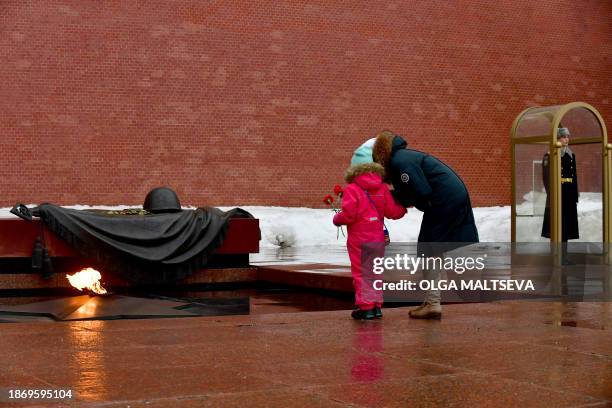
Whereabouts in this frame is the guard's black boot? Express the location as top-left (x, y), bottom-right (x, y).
top-left (374, 307), bottom-right (383, 319)
top-left (561, 242), bottom-right (575, 265)
top-left (351, 308), bottom-right (375, 320)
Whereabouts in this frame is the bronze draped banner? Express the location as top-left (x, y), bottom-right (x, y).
top-left (37, 204), bottom-right (253, 283)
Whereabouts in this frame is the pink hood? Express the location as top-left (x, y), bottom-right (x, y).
top-left (353, 172), bottom-right (383, 192)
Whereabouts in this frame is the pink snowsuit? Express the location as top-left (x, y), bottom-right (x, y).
top-left (333, 171), bottom-right (406, 310)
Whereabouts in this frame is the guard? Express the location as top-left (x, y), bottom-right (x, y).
top-left (541, 127), bottom-right (579, 261)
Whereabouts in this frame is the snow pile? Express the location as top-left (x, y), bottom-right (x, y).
top-left (0, 193), bottom-right (603, 248)
top-left (514, 191), bottom-right (602, 242)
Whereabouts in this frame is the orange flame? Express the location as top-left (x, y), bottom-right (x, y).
top-left (66, 268), bottom-right (108, 295)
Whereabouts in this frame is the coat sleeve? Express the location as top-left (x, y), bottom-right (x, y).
top-left (383, 186), bottom-right (407, 220)
top-left (573, 156), bottom-right (579, 202)
top-left (542, 153), bottom-right (550, 195)
top-left (391, 151), bottom-right (433, 211)
top-left (390, 187), bottom-right (412, 207)
top-left (394, 151), bottom-right (433, 197)
top-left (333, 185), bottom-right (358, 226)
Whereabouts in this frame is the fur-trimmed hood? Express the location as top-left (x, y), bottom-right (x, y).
top-left (373, 131), bottom-right (408, 169)
top-left (344, 162), bottom-right (385, 184)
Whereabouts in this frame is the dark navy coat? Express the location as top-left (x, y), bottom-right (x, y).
top-left (541, 151), bottom-right (579, 240)
top-left (387, 137), bottom-right (479, 248)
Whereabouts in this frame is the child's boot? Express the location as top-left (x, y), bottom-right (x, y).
top-left (351, 308), bottom-right (376, 320)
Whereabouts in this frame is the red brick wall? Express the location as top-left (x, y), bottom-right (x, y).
top-left (1, 1), bottom-right (610, 208)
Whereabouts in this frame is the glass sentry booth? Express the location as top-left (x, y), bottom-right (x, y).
top-left (510, 102), bottom-right (610, 274)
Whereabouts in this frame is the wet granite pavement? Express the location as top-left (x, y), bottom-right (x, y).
top-left (1, 301), bottom-right (610, 407)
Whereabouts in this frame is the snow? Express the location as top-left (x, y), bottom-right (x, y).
top-left (0, 192), bottom-right (603, 248)
top-left (514, 192), bottom-right (603, 242)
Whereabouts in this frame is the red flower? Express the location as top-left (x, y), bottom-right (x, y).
top-left (333, 184), bottom-right (343, 197)
top-left (324, 189), bottom-right (345, 238)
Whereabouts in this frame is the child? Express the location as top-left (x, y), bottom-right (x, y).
top-left (333, 141), bottom-right (407, 320)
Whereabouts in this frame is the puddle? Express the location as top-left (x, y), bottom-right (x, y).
top-left (0, 285), bottom-right (355, 322)
top-left (545, 319), bottom-right (608, 330)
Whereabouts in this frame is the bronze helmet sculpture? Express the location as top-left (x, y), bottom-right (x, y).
top-left (143, 187), bottom-right (182, 213)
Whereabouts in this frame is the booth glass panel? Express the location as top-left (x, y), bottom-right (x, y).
top-left (561, 107), bottom-right (604, 141)
top-left (572, 143), bottom-right (603, 242)
top-left (515, 106), bottom-right (562, 139)
top-left (514, 143), bottom-right (549, 242)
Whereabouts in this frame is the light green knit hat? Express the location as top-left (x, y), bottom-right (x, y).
top-left (350, 138), bottom-right (376, 166)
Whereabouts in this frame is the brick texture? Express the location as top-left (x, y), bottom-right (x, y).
top-left (1, 1), bottom-right (610, 208)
